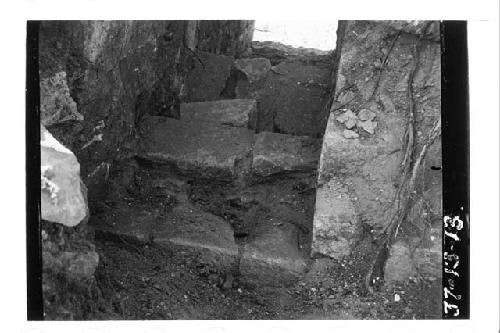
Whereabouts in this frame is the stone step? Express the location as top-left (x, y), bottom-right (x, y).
top-left (239, 222), bottom-right (308, 287)
top-left (90, 199), bottom-right (239, 272)
top-left (251, 131), bottom-right (321, 177)
top-left (153, 203), bottom-right (240, 271)
top-left (180, 99), bottom-right (257, 129)
top-left (139, 116), bottom-right (254, 179)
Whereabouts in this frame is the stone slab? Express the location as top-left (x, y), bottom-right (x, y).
top-left (251, 131), bottom-right (321, 177)
top-left (153, 203), bottom-right (239, 271)
top-left (180, 99), bottom-right (257, 129)
top-left (240, 223), bottom-right (308, 287)
top-left (139, 116), bottom-right (254, 179)
top-left (185, 51), bottom-right (234, 102)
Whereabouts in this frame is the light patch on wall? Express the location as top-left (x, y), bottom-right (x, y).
top-left (253, 20), bottom-right (339, 51)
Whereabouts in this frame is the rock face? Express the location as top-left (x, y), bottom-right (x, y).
top-left (39, 20), bottom-right (255, 320)
top-left (40, 71), bottom-right (83, 126)
top-left (41, 125), bottom-right (88, 227)
top-left (39, 20), bottom-right (255, 208)
top-left (185, 51), bottom-right (235, 102)
top-left (193, 20), bottom-right (255, 57)
top-left (312, 19), bottom-right (441, 283)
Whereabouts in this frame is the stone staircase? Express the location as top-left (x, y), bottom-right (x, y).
top-left (92, 97), bottom-right (321, 287)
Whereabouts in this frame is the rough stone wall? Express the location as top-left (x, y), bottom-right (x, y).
top-left (40, 21), bottom-right (187, 205)
top-left (312, 21), bottom-right (442, 281)
top-left (40, 20), bottom-right (255, 207)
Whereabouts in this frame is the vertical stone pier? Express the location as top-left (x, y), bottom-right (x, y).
top-left (312, 20), bottom-right (441, 270)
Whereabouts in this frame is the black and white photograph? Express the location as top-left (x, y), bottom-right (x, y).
top-left (31, 18), bottom-right (457, 320)
top-left (5, 0), bottom-right (499, 331)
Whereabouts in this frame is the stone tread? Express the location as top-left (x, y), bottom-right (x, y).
top-left (139, 116), bottom-right (254, 179)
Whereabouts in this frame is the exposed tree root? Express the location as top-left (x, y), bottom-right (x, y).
top-left (364, 34), bottom-right (441, 294)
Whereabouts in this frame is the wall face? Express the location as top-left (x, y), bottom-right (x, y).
top-left (313, 21), bottom-right (442, 281)
top-left (194, 20), bottom-right (255, 57)
top-left (38, 20), bottom-right (254, 320)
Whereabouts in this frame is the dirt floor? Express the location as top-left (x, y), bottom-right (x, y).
top-left (87, 232), bottom-right (441, 320)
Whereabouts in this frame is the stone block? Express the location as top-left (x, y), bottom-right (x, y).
top-left (180, 99), bottom-right (257, 129)
top-left (383, 241), bottom-right (416, 282)
top-left (139, 116), bottom-right (254, 179)
top-left (384, 227), bottom-right (442, 283)
top-left (252, 131), bottom-right (321, 177)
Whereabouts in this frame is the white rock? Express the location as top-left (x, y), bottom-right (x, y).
top-left (345, 117), bottom-right (357, 129)
top-left (41, 125), bottom-right (88, 227)
top-left (357, 119), bottom-right (378, 134)
top-left (336, 109), bottom-right (357, 124)
top-left (358, 109), bottom-right (376, 121)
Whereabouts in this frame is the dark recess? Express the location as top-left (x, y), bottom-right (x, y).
top-left (26, 20), bottom-right (44, 320)
top-left (440, 20), bottom-right (470, 320)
